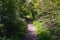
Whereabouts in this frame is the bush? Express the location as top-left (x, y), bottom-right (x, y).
top-left (38, 30), bottom-right (51, 40)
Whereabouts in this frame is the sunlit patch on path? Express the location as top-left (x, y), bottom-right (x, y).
top-left (24, 23), bottom-right (38, 40)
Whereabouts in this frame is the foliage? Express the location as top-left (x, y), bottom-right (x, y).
top-left (0, 0), bottom-right (60, 40)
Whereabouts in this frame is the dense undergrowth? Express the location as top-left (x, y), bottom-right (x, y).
top-left (33, 21), bottom-right (56, 40)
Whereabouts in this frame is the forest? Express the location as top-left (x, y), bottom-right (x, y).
top-left (0, 0), bottom-right (60, 40)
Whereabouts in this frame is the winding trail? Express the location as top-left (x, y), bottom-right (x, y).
top-left (24, 23), bottom-right (38, 40)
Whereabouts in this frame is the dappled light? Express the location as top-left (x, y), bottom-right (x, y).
top-left (0, 0), bottom-right (60, 40)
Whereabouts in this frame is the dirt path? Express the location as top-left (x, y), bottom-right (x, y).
top-left (24, 24), bottom-right (38, 40)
